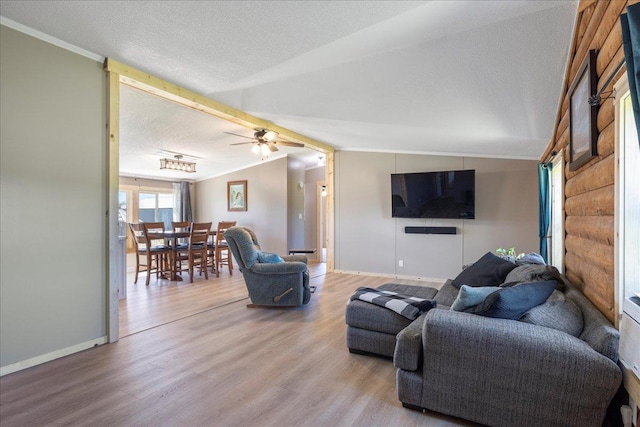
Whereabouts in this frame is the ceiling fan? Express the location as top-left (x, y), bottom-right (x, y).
top-left (226, 129), bottom-right (304, 156)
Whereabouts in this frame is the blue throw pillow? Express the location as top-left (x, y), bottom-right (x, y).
top-left (450, 285), bottom-right (501, 311)
top-left (452, 252), bottom-right (517, 289)
top-left (257, 251), bottom-right (284, 263)
top-left (464, 280), bottom-right (557, 320)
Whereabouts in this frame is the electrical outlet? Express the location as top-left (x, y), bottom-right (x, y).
top-left (399, 260), bottom-right (403, 267)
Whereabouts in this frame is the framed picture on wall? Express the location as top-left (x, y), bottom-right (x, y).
top-left (227, 180), bottom-right (247, 212)
top-left (568, 49), bottom-right (598, 171)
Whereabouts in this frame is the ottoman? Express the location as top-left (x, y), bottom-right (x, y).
top-left (345, 283), bottom-right (439, 357)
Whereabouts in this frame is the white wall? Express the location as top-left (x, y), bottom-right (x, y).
top-left (335, 151), bottom-right (539, 280)
top-left (195, 157), bottom-right (289, 255)
top-left (0, 26), bottom-right (107, 369)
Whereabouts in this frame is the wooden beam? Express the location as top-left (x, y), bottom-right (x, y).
top-left (104, 58), bottom-right (334, 154)
top-left (578, 0), bottom-right (597, 13)
top-left (325, 152), bottom-right (335, 272)
top-left (106, 69), bottom-right (120, 343)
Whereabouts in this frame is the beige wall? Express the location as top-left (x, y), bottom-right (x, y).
top-left (334, 152), bottom-right (539, 280)
top-left (195, 157), bottom-right (289, 255)
top-left (0, 26), bottom-right (107, 369)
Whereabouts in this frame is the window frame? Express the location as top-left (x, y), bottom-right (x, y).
top-left (614, 75), bottom-right (640, 325)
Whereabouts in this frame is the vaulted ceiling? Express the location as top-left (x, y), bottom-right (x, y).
top-left (0, 1), bottom-right (578, 180)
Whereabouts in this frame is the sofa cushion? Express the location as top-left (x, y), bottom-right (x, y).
top-left (452, 252), bottom-right (517, 289)
top-left (257, 251), bottom-right (284, 263)
top-left (504, 264), bottom-right (564, 290)
top-left (520, 290), bottom-right (584, 337)
top-left (565, 283), bottom-right (620, 362)
top-left (465, 280), bottom-right (556, 320)
top-left (434, 280), bottom-right (460, 307)
top-left (450, 285), bottom-right (501, 311)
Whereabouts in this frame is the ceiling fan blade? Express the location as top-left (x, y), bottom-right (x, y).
top-left (268, 143), bottom-right (279, 152)
top-left (230, 141), bottom-right (253, 146)
top-left (275, 140), bottom-right (305, 148)
top-left (224, 131), bottom-right (253, 139)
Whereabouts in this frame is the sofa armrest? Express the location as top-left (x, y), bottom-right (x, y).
top-left (394, 312), bottom-right (428, 371)
top-left (282, 255), bottom-right (308, 264)
top-left (250, 261), bottom-right (308, 275)
top-left (418, 309), bottom-right (622, 427)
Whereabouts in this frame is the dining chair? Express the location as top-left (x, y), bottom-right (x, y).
top-left (129, 223), bottom-right (170, 286)
top-left (170, 221), bottom-right (191, 276)
top-left (171, 221), bottom-right (190, 233)
top-left (181, 222), bottom-right (212, 283)
top-left (210, 221), bottom-right (236, 277)
top-left (143, 222), bottom-right (172, 283)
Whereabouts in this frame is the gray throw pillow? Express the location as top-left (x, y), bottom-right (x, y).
top-left (516, 253), bottom-right (546, 265)
top-left (452, 252), bottom-right (517, 289)
top-left (465, 280), bottom-right (557, 320)
top-left (504, 264), bottom-right (564, 290)
top-left (520, 290), bottom-right (584, 337)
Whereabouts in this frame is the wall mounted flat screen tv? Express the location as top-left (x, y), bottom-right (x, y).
top-left (391, 169), bottom-right (475, 219)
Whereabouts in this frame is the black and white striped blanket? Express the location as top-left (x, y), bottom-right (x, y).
top-left (350, 287), bottom-right (437, 320)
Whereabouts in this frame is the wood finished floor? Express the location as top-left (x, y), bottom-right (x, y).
top-left (1, 266), bottom-right (478, 427)
top-left (119, 263), bottom-right (258, 337)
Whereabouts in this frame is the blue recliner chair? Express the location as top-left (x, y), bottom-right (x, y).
top-left (224, 226), bottom-right (311, 307)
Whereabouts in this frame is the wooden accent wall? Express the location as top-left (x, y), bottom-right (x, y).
top-left (542, 0), bottom-right (638, 323)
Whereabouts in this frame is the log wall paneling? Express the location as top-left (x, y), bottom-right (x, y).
top-left (564, 184), bottom-right (615, 216)
top-left (564, 154), bottom-right (615, 197)
top-left (564, 215), bottom-right (614, 245)
top-left (597, 122), bottom-right (616, 157)
top-left (541, 0), bottom-right (638, 323)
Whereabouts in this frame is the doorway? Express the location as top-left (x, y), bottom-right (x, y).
top-left (106, 59), bottom-right (335, 342)
top-left (317, 181), bottom-right (327, 263)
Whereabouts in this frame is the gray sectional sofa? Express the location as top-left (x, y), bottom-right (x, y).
top-left (345, 253), bottom-right (622, 427)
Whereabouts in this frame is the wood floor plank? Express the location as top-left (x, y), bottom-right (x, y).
top-left (1, 265), bottom-right (478, 426)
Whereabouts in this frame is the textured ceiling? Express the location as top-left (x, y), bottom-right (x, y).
top-left (119, 85), bottom-right (322, 181)
top-left (0, 0), bottom-right (578, 180)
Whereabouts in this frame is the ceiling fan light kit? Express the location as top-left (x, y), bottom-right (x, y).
top-left (262, 130), bottom-right (277, 141)
top-left (159, 155), bottom-right (196, 173)
top-left (227, 129), bottom-right (305, 157)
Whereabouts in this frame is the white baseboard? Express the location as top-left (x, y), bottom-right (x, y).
top-left (0, 336), bottom-right (107, 377)
top-left (333, 269), bottom-right (446, 285)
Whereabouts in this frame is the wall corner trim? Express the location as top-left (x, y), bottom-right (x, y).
top-left (0, 17), bottom-right (104, 62)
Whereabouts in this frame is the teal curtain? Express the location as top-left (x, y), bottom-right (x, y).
top-left (538, 163), bottom-right (551, 263)
top-left (621, 3), bottom-right (640, 145)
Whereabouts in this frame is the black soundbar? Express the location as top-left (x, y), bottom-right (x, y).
top-left (404, 226), bottom-right (457, 235)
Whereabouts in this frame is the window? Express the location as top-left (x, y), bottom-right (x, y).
top-left (550, 153), bottom-right (564, 272)
top-left (139, 192), bottom-right (174, 229)
top-left (615, 79), bottom-right (640, 323)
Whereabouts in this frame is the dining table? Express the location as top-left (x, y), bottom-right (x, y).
top-left (146, 230), bottom-right (190, 281)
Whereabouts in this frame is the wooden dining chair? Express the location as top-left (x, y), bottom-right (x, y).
top-left (171, 221), bottom-right (191, 236)
top-left (129, 223), bottom-right (170, 286)
top-left (211, 221), bottom-right (236, 277)
top-left (182, 222), bottom-right (211, 283)
top-left (170, 221), bottom-right (191, 276)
